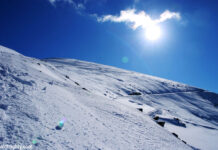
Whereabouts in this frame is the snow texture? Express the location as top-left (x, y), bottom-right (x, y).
top-left (0, 45), bottom-right (218, 150)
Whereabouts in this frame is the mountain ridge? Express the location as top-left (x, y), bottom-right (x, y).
top-left (0, 45), bottom-right (217, 150)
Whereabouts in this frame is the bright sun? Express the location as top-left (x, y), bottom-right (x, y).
top-left (145, 25), bottom-right (161, 41)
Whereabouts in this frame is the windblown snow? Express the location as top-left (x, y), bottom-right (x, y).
top-left (0, 45), bottom-right (218, 150)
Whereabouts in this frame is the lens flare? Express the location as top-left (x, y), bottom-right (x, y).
top-left (32, 140), bottom-right (37, 145)
top-left (58, 121), bottom-right (64, 128)
top-left (122, 56), bottom-right (129, 63)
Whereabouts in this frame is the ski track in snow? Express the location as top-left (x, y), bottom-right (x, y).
top-left (0, 45), bottom-right (218, 150)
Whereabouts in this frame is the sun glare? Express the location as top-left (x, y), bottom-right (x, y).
top-left (145, 25), bottom-right (161, 41)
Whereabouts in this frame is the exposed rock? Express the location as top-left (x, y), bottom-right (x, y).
top-left (174, 117), bottom-right (180, 121)
top-left (55, 126), bottom-right (62, 130)
top-left (82, 88), bottom-right (88, 91)
top-left (157, 121), bottom-right (165, 127)
top-left (182, 140), bottom-right (187, 144)
top-left (137, 108), bottom-right (143, 112)
top-left (153, 116), bottom-right (159, 120)
top-left (74, 82), bottom-right (80, 86)
top-left (172, 133), bottom-right (178, 138)
top-left (173, 117), bottom-right (186, 127)
top-left (128, 92), bottom-right (141, 96)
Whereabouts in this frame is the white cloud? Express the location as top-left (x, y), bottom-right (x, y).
top-left (157, 10), bottom-right (181, 23)
top-left (97, 9), bottom-right (181, 30)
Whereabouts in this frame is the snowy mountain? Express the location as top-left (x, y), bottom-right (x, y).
top-left (0, 45), bottom-right (217, 150)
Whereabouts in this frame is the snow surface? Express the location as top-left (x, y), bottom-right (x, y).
top-left (0, 45), bottom-right (218, 150)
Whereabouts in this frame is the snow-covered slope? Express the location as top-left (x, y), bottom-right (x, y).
top-left (0, 45), bottom-right (217, 150)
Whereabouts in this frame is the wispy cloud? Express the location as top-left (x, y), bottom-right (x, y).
top-left (48, 0), bottom-right (85, 10)
top-left (97, 9), bottom-right (181, 30)
top-left (134, 0), bottom-right (140, 4)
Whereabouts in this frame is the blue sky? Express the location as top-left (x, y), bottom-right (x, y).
top-left (0, 0), bottom-right (217, 93)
